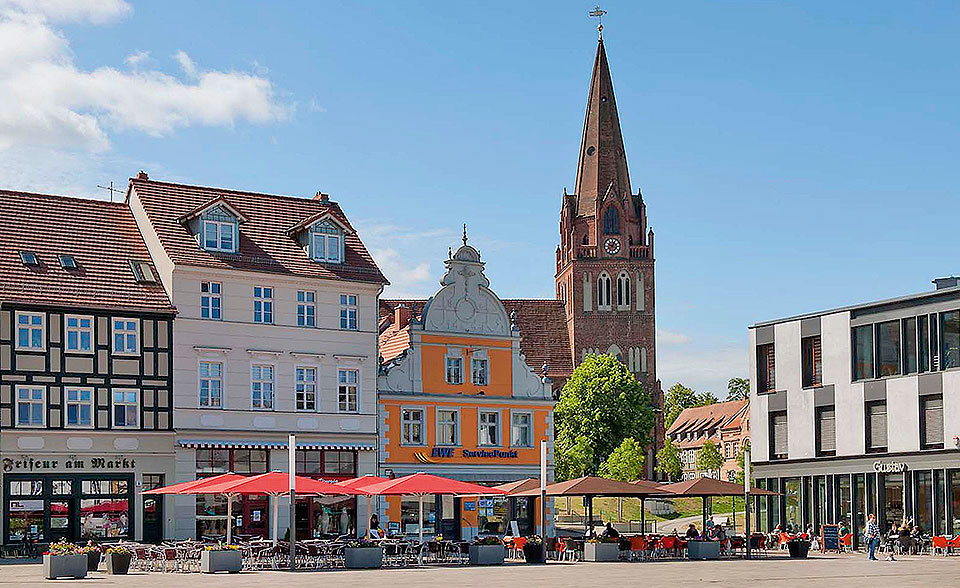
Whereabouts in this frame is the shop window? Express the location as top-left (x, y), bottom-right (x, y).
top-left (865, 401), bottom-right (887, 453)
top-left (801, 336), bottom-right (822, 388)
top-left (80, 498), bottom-right (129, 538)
top-left (921, 395), bottom-right (944, 450)
top-left (875, 320), bottom-right (901, 377)
top-left (195, 449), bottom-right (230, 475)
top-left (757, 343), bottom-right (776, 393)
top-left (852, 325), bottom-right (874, 381)
top-left (322, 450), bottom-right (356, 476)
top-left (296, 450), bottom-right (323, 475)
top-left (232, 449), bottom-right (269, 474)
top-left (401, 495), bottom-right (435, 535)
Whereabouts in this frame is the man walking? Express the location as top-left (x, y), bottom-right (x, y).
top-left (865, 513), bottom-right (881, 561)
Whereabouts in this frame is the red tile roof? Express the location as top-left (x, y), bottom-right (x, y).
top-left (0, 190), bottom-right (174, 314)
top-left (130, 178), bottom-right (387, 285)
top-left (378, 298), bottom-right (573, 382)
top-left (667, 400), bottom-right (747, 437)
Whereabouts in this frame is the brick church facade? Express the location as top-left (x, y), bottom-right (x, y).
top-left (380, 31), bottom-right (664, 475)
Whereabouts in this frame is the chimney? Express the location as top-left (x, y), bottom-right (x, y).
top-left (136, 170), bottom-right (149, 180)
top-left (394, 304), bottom-right (412, 328)
top-left (933, 276), bottom-right (960, 290)
top-left (314, 191), bottom-right (330, 203)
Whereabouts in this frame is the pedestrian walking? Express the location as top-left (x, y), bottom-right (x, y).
top-left (864, 513), bottom-right (881, 561)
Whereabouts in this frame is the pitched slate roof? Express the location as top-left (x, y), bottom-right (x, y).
top-left (378, 298), bottom-right (573, 382)
top-left (0, 190), bottom-right (174, 314)
top-left (130, 177), bottom-right (387, 285)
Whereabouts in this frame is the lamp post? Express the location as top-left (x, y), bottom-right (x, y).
top-left (289, 433), bottom-right (296, 571)
top-left (540, 440), bottom-right (548, 537)
top-left (744, 447), bottom-right (751, 560)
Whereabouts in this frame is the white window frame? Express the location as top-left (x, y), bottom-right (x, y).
top-left (445, 356), bottom-right (463, 385)
top-left (339, 294), bottom-right (358, 330)
top-left (111, 318), bottom-right (140, 355)
top-left (401, 406), bottom-right (426, 446)
top-left (111, 389), bottom-right (139, 429)
top-left (510, 410), bottom-right (534, 448)
top-left (64, 387), bottom-right (94, 429)
top-left (616, 271), bottom-right (631, 310)
top-left (478, 409), bottom-right (501, 447)
top-left (253, 286), bottom-right (274, 324)
top-left (198, 360), bottom-right (224, 409)
top-left (201, 281), bottom-right (222, 320)
top-left (311, 231), bottom-right (342, 263)
top-left (297, 291), bottom-right (317, 327)
top-left (64, 314), bottom-right (94, 354)
top-left (295, 366), bottom-right (318, 411)
top-left (15, 385), bottom-right (45, 428)
top-left (203, 219), bottom-right (236, 253)
top-left (15, 311), bottom-right (45, 351)
top-left (435, 407), bottom-right (460, 446)
top-left (471, 357), bottom-right (489, 386)
top-left (251, 363), bottom-right (276, 410)
top-left (337, 368), bottom-right (360, 413)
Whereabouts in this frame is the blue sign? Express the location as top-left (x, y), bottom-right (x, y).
top-left (463, 501), bottom-right (476, 511)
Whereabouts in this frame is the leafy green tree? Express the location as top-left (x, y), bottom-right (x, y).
top-left (655, 437), bottom-right (682, 482)
top-left (599, 437), bottom-right (646, 482)
top-left (696, 440), bottom-right (723, 477)
top-left (555, 354), bottom-right (655, 481)
top-left (664, 383), bottom-right (718, 427)
top-left (727, 377), bottom-right (749, 401)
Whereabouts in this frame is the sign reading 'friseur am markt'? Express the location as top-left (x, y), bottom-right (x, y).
top-left (430, 447), bottom-right (519, 459)
top-left (2, 456), bottom-right (137, 473)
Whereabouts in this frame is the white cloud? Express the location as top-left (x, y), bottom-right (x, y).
top-left (355, 222), bottom-right (455, 298)
top-left (657, 328), bottom-right (692, 346)
top-left (371, 247), bottom-right (432, 298)
top-left (124, 49), bottom-right (149, 67)
top-left (0, 4), bottom-right (290, 154)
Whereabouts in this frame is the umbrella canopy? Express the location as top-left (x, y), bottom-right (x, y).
top-left (658, 477), bottom-right (778, 497)
top-left (632, 479), bottom-right (670, 492)
top-left (141, 472), bottom-right (246, 495)
top-left (513, 476), bottom-right (661, 497)
top-left (195, 471), bottom-right (369, 496)
top-left (362, 472), bottom-right (507, 497)
top-left (493, 478), bottom-right (541, 496)
top-left (335, 475), bottom-right (391, 490)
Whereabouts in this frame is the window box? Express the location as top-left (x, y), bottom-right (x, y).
top-left (468, 543), bottom-right (505, 565)
top-left (43, 554), bottom-right (87, 579)
top-left (343, 546), bottom-right (383, 569)
top-left (583, 541), bottom-right (620, 562)
top-left (200, 549), bottom-right (242, 574)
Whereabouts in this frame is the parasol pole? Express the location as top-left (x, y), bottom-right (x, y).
top-left (226, 494), bottom-right (233, 544)
top-left (744, 447), bottom-right (752, 559)
top-left (418, 494), bottom-right (424, 543)
top-left (540, 440), bottom-right (548, 537)
top-left (272, 494), bottom-right (279, 546)
top-left (289, 433), bottom-right (296, 572)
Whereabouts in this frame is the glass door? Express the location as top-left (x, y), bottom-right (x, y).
top-left (142, 474), bottom-right (164, 543)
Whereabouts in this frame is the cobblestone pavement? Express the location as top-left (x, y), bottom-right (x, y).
top-left (5, 553), bottom-right (959, 588)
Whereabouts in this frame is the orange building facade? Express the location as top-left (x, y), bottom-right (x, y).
top-left (377, 237), bottom-right (555, 539)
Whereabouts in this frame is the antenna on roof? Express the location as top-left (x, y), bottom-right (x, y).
top-left (97, 181), bottom-right (124, 203)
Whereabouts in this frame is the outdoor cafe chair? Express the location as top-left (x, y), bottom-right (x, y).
top-left (511, 536), bottom-right (527, 560)
top-left (627, 535), bottom-right (647, 560)
top-left (748, 533), bottom-right (767, 557)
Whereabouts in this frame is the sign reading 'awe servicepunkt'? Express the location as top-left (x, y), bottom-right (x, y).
top-left (430, 447), bottom-right (519, 459)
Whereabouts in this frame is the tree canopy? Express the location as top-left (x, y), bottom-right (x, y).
top-left (734, 440), bottom-right (752, 485)
top-left (599, 437), bottom-right (646, 482)
top-left (654, 437), bottom-right (682, 482)
top-left (554, 354), bottom-right (655, 481)
top-left (696, 439), bottom-right (723, 475)
top-left (726, 377), bottom-right (749, 401)
top-left (664, 383), bottom-right (717, 427)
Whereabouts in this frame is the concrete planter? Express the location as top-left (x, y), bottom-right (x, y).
top-left (468, 544), bottom-right (505, 565)
top-left (43, 554), bottom-right (88, 579)
top-left (200, 550), bottom-right (243, 574)
top-left (344, 547), bottom-right (383, 569)
top-left (106, 552), bottom-right (132, 574)
top-left (686, 540), bottom-right (720, 560)
top-left (584, 542), bottom-right (620, 562)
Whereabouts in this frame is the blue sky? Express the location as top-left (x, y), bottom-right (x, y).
top-left (1, 1), bottom-right (958, 395)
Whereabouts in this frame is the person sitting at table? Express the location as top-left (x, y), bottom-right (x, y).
top-left (705, 516), bottom-right (715, 531)
top-left (910, 525), bottom-right (923, 555)
top-left (368, 514), bottom-right (385, 539)
top-left (685, 524), bottom-right (699, 539)
top-left (601, 522), bottom-right (620, 539)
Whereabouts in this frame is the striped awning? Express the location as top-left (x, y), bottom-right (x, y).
top-left (177, 439), bottom-right (376, 451)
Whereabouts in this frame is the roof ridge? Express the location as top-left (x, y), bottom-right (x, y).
top-left (0, 189), bottom-right (125, 208)
top-left (133, 177), bottom-right (335, 206)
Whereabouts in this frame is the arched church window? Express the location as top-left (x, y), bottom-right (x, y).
top-left (597, 273), bottom-right (611, 310)
top-left (603, 207), bottom-right (620, 235)
top-left (616, 272), bottom-right (631, 309)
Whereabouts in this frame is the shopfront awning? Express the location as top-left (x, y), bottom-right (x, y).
top-left (177, 439), bottom-right (376, 451)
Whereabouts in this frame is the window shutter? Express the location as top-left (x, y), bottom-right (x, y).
top-left (817, 408), bottom-right (836, 453)
top-left (769, 412), bottom-right (788, 457)
top-left (813, 336), bottom-right (822, 384)
top-left (923, 396), bottom-right (944, 447)
top-left (868, 403), bottom-right (887, 449)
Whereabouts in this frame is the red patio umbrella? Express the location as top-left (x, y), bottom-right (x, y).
top-left (336, 475), bottom-right (391, 536)
top-left (362, 473), bottom-right (506, 542)
top-left (141, 472), bottom-right (246, 495)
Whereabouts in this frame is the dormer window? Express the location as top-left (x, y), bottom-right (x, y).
top-left (311, 220), bottom-right (342, 263)
top-left (203, 219), bottom-right (236, 252)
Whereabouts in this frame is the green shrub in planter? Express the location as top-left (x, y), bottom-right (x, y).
top-left (344, 538), bottom-right (383, 569)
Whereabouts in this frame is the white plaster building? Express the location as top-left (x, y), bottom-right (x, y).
top-left (128, 173), bottom-right (387, 540)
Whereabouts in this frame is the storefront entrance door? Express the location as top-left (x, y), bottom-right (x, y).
top-left (142, 475), bottom-right (165, 543)
top-left (439, 495), bottom-right (461, 540)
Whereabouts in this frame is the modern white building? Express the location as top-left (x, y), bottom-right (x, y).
top-left (749, 278), bottom-right (960, 543)
top-left (128, 173), bottom-right (387, 540)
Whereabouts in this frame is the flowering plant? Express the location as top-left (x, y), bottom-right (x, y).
top-left (586, 536), bottom-right (619, 544)
top-left (44, 540), bottom-right (80, 556)
top-left (105, 545), bottom-right (132, 555)
top-left (472, 536), bottom-right (503, 546)
top-left (525, 535), bottom-right (544, 545)
top-left (434, 534), bottom-right (444, 542)
top-left (78, 544), bottom-right (100, 554)
top-left (204, 541), bottom-right (239, 551)
top-left (345, 538), bottom-right (380, 549)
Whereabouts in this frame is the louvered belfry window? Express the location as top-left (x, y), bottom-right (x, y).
top-left (921, 395), bottom-right (944, 449)
top-left (866, 401), bottom-right (887, 452)
top-left (816, 407), bottom-right (836, 456)
top-left (769, 411), bottom-right (788, 459)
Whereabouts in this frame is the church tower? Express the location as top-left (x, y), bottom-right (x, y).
top-left (555, 29), bottom-right (663, 471)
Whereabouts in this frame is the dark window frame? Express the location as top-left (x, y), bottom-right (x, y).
top-left (757, 343), bottom-right (776, 394)
top-left (801, 335), bottom-right (822, 388)
top-left (865, 400), bottom-right (887, 454)
top-left (815, 405), bottom-right (836, 457)
top-left (920, 395), bottom-right (944, 450)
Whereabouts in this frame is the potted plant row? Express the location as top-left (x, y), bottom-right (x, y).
top-left (522, 535), bottom-right (546, 564)
top-left (469, 536), bottom-right (505, 565)
top-left (201, 542), bottom-right (242, 574)
top-left (584, 536), bottom-right (620, 562)
top-left (43, 540), bottom-right (87, 580)
top-left (343, 538), bottom-right (383, 569)
top-left (105, 545), bottom-right (133, 574)
top-left (80, 543), bottom-right (101, 571)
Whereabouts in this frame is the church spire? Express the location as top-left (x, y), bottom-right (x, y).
top-left (573, 34), bottom-right (631, 216)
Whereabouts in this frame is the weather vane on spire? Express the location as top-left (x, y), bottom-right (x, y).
top-left (589, 5), bottom-right (607, 39)
top-left (462, 223), bottom-right (468, 246)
